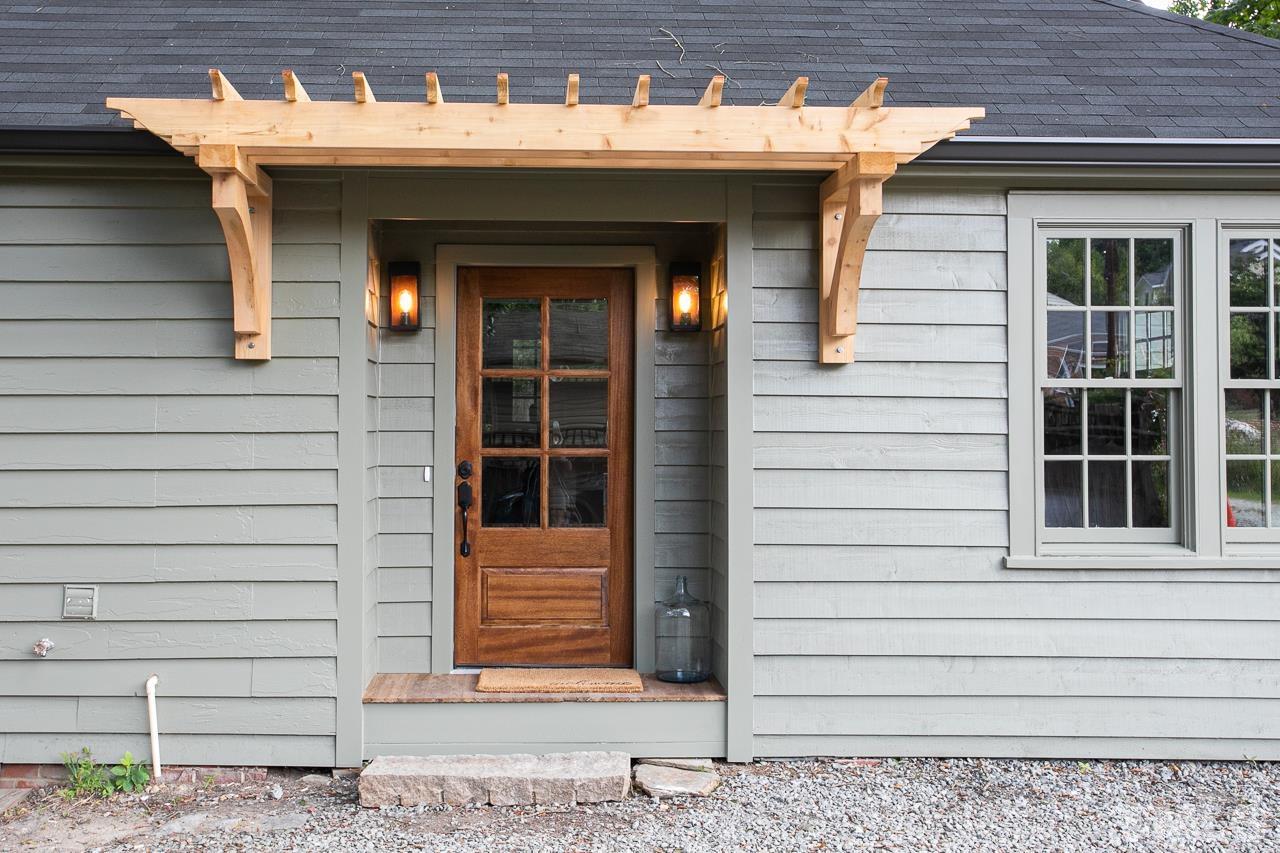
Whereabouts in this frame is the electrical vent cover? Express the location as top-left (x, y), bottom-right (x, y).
top-left (63, 585), bottom-right (98, 620)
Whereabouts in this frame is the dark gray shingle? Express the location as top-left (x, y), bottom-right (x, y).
top-left (0, 0), bottom-right (1277, 138)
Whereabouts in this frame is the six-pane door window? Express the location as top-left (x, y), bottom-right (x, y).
top-left (1224, 235), bottom-right (1280, 531)
top-left (1040, 233), bottom-right (1179, 538)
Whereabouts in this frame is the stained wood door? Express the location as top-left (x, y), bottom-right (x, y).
top-left (454, 267), bottom-right (634, 666)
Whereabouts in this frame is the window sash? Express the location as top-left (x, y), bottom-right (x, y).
top-left (1220, 228), bottom-right (1280, 541)
top-left (1034, 227), bottom-right (1185, 547)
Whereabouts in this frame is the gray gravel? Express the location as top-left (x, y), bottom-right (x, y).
top-left (5, 758), bottom-right (1279, 851)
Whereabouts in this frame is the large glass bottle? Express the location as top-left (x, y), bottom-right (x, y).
top-left (654, 575), bottom-right (711, 683)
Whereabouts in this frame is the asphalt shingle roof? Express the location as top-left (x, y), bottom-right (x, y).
top-left (0, 0), bottom-right (1278, 139)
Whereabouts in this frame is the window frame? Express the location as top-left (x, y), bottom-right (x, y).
top-left (1007, 192), bottom-right (1280, 567)
top-left (1034, 227), bottom-right (1186, 546)
top-left (1219, 226), bottom-right (1280, 543)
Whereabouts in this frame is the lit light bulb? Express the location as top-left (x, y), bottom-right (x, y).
top-left (397, 288), bottom-right (414, 314)
top-left (676, 289), bottom-right (693, 315)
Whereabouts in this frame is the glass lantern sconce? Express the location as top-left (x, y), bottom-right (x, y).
top-left (388, 261), bottom-right (421, 332)
top-left (668, 262), bottom-right (702, 333)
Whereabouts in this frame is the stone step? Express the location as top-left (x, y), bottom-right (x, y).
top-left (359, 751), bottom-right (631, 808)
top-left (633, 763), bottom-right (721, 798)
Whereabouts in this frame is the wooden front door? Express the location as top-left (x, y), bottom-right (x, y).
top-left (454, 267), bottom-right (634, 666)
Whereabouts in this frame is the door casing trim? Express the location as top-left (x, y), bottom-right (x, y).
top-left (433, 245), bottom-right (658, 673)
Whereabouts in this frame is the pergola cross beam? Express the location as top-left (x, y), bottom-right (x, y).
top-left (107, 70), bottom-right (982, 362)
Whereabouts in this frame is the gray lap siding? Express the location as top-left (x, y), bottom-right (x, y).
top-left (0, 163), bottom-right (341, 766)
top-left (750, 180), bottom-right (1280, 760)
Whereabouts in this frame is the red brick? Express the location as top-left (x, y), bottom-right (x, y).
top-left (0, 779), bottom-right (43, 789)
top-left (0, 765), bottom-right (41, 778)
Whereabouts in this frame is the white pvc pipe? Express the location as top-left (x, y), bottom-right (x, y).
top-left (145, 674), bottom-right (162, 782)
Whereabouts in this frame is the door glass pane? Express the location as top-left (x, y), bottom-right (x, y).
top-left (1134, 239), bottom-right (1174, 306)
top-left (1131, 389), bottom-right (1169, 456)
top-left (482, 378), bottom-right (540, 448)
top-left (1090, 238), bottom-right (1130, 307)
top-left (1229, 238), bottom-right (1268, 307)
top-left (1046, 238), bottom-right (1085, 306)
top-left (1087, 388), bottom-right (1126, 456)
top-left (483, 299), bottom-right (541, 369)
top-left (1227, 460), bottom-right (1265, 528)
top-left (1043, 388), bottom-right (1082, 455)
top-left (550, 298), bottom-right (608, 369)
top-left (1230, 313), bottom-right (1268, 379)
top-left (1132, 461), bottom-right (1169, 528)
top-left (1088, 460), bottom-right (1127, 527)
top-left (1044, 461), bottom-right (1082, 527)
top-left (1090, 311), bottom-right (1129, 379)
top-left (1046, 312), bottom-right (1086, 379)
top-left (549, 457), bottom-right (607, 527)
top-left (1134, 311), bottom-right (1174, 379)
top-left (550, 377), bottom-right (607, 448)
top-left (482, 457), bottom-right (540, 527)
top-left (1225, 389), bottom-right (1265, 455)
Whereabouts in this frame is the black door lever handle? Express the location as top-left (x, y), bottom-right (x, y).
top-left (457, 480), bottom-right (473, 557)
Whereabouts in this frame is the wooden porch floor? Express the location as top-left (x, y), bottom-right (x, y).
top-left (364, 673), bottom-right (726, 704)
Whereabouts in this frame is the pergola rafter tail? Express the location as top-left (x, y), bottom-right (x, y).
top-left (106, 69), bottom-right (983, 362)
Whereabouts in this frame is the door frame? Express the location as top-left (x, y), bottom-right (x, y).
top-left (433, 245), bottom-right (658, 673)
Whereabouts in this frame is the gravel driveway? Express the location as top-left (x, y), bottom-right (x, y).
top-left (3, 757), bottom-right (1278, 851)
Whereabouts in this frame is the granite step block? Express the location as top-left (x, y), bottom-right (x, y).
top-left (359, 751), bottom-right (631, 807)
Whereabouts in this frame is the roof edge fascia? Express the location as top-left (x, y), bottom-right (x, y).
top-left (3, 127), bottom-right (1280, 168)
top-left (916, 136), bottom-right (1280, 167)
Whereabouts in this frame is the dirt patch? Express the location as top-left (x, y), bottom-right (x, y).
top-left (0, 769), bottom-right (349, 852)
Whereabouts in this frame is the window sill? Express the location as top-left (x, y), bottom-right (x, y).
top-left (1006, 554), bottom-right (1280, 570)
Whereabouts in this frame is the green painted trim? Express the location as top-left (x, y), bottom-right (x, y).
top-left (335, 170), bottom-right (370, 765)
top-left (364, 699), bottom-right (726, 759)
top-left (724, 177), bottom-right (755, 762)
top-left (1005, 556), bottom-right (1280, 569)
top-left (429, 252), bottom-right (457, 675)
top-left (367, 172), bottom-right (727, 222)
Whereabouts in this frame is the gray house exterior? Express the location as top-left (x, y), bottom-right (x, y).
top-left (1, 1), bottom-right (1279, 769)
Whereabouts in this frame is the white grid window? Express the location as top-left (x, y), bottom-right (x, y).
top-left (1223, 233), bottom-right (1280, 536)
top-left (1036, 230), bottom-right (1182, 545)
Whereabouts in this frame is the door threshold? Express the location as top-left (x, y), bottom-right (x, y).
top-left (363, 672), bottom-right (725, 704)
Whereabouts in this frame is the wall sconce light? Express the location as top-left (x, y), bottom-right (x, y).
top-left (668, 261), bottom-right (702, 332)
top-left (388, 261), bottom-right (421, 332)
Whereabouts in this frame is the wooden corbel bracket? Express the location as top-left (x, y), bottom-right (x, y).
top-left (818, 152), bottom-right (898, 364)
top-left (199, 143), bottom-right (273, 360)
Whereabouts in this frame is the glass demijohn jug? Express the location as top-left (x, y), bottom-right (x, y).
top-left (654, 576), bottom-right (711, 683)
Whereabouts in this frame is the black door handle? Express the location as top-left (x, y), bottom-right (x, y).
top-left (457, 461), bottom-right (473, 557)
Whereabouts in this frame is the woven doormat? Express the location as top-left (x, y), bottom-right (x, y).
top-left (475, 667), bottom-right (644, 694)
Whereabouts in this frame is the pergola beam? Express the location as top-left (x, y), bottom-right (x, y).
top-left (632, 75), bottom-right (650, 108)
top-left (353, 71), bottom-right (375, 103)
top-left (698, 75), bottom-right (724, 108)
top-left (208, 69), bottom-right (241, 102)
top-left (425, 71), bottom-right (443, 104)
top-left (777, 76), bottom-right (808, 108)
top-left (282, 69), bottom-right (310, 103)
top-left (108, 71), bottom-right (981, 363)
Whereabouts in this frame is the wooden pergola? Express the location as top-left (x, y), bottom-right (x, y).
top-left (107, 70), bottom-right (982, 362)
